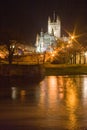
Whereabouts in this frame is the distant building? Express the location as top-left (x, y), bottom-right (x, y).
top-left (48, 14), bottom-right (61, 38)
top-left (35, 12), bottom-right (68, 53)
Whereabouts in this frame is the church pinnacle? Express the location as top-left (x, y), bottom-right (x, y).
top-left (53, 11), bottom-right (56, 22)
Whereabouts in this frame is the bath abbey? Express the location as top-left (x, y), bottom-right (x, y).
top-left (35, 13), bottom-right (68, 53)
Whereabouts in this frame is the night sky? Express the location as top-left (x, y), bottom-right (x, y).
top-left (0, 0), bottom-right (87, 44)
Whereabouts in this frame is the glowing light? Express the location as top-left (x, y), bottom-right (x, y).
top-left (12, 45), bottom-right (15, 48)
top-left (52, 53), bottom-right (54, 57)
top-left (65, 25), bottom-right (84, 45)
top-left (20, 90), bottom-right (26, 96)
top-left (71, 36), bottom-right (74, 40)
top-left (83, 76), bottom-right (87, 99)
top-left (84, 52), bottom-right (87, 56)
top-left (11, 87), bottom-right (17, 99)
top-left (68, 40), bottom-right (71, 44)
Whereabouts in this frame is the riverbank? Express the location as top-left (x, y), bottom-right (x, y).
top-left (0, 64), bottom-right (45, 82)
top-left (1, 63), bottom-right (87, 78)
top-left (44, 63), bottom-right (87, 75)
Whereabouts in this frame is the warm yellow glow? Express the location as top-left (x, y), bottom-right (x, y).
top-left (84, 52), bottom-right (87, 56)
top-left (20, 90), bottom-right (26, 96)
top-left (65, 77), bottom-right (79, 129)
top-left (65, 78), bottom-right (79, 110)
top-left (67, 89), bottom-right (76, 107)
top-left (38, 76), bottom-right (64, 108)
top-left (83, 76), bottom-right (87, 99)
top-left (47, 76), bottom-right (58, 107)
top-left (12, 45), bottom-right (15, 48)
top-left (71, 36), bottom-right (74, 40)
top-left (0, 53), bottom-right (5, 58)
top-left (68, 40), bottom-right (71, 44)
top-left (52, 53), bottom-right (54, 57)
top-left (65, 25), bottom-right (85, 46)
top-left (11, 87), bottom-right (17, 99)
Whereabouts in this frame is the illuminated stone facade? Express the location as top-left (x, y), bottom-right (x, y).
top-left (35, 13), bottom-right (61, 52)
top-left (48, 15), bottom-right (61, 38)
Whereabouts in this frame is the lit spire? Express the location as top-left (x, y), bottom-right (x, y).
top-left (57, 16), bottom-right (60, 20)
top-left (48, 16), bottom-right (51, 23)
top-left (53, 11), bottom-right (55, 22)
top-left (35, 33), bottom-right (39, 47)
top-left (40, 28), bottom-right (44, 37)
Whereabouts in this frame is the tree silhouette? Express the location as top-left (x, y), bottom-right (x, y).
top-left (1, 40), bottom-right (17, 64)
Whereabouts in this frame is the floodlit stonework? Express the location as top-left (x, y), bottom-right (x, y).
top-left (35, 13), bottom-right (61, 53)
top-left (35, 13), bottom-right (69, 53)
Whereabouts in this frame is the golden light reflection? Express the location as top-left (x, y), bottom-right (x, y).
top-left (47, 76), bottom-right (58, 107)
top-left (65, 78), bottom-right (79, 110)
top-left (38, 79), bottom-right (48, 109)
top-left (38, 76), bottom-right (64, 109)
top-left (67, 113), bottom-right (77, 129)
top-left (65, 77), bottom-right (79, 129)
top-left (20, 90), bottom-right (26, 102)
top-left (38, 75), bottom-right (82, 129)
top-left (11, 87), bottom-right (17, 99)
top-left (66, 88), bottom-right (77, 109)
top-left (82, 76), bottom-right (87, 99)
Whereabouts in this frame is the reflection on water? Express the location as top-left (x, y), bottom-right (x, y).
top-left (0, 75), bottom-right (87, 129)
top-left (11, 87), bottom-right (17, 99)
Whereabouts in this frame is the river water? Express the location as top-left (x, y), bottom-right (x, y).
top-left (0, 75), bottom-right (87, 130)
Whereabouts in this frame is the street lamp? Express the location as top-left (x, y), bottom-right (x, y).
top-left (71, 36), bottom-right (75, 40)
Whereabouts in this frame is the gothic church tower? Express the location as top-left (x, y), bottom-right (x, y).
top-left (48, 12), bottom-right (61, 38)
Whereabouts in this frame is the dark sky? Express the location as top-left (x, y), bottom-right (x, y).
top-left (0, 0), bottom-right (87, 44)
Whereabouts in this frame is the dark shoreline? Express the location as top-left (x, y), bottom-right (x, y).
top-left (1, 63), bottom-right (87, 78)
top-left (44, 64), bottom-right (87, 76)
top-left (0, 64), bottom-right (45, 76)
